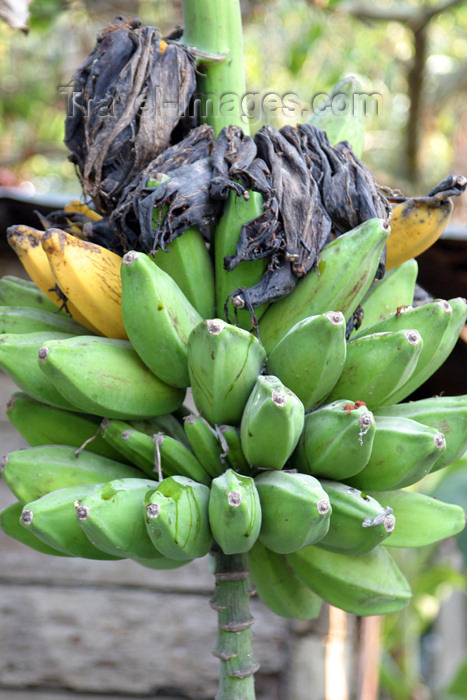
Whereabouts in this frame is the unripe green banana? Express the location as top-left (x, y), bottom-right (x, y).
top-left (1, 502), bottom-right (71, 557)
top-left (385, 296), bottom-right (467, 404)
top-left (290, 400), bottom-right (375, 480)
top-left (346, 415), bottom-right (446, 490)
top-left (153, 227), bottom-right (215, 319)
top-left (133, 556), bottom-right (191, 570)
top-left (6, 393), bottom-right (124, 461)
top-left (375, 395), bottom-right (467, 471)
top-left (100, 419), bottom-right (158, 475)
top-left (121, 251), bottom-right (202, 388)
top-left (145, 476), bottom-right (212, 560)
top-left (131, 414), bottom-right (190, 447)
top-left (37, 335), bottom-right (185, 419)
top-left (265, 311), bottom-right (347, 411)
top-left (255, 471), bottom-right (331, 553)
top-left (240, 375), bottom-right (304, 470)
top-left (100, 419), bottom-right (212, 484)
top-left (352, 298), bottom-right (452, 405)
top-left (0, 331), bottom-right (80, 410)
top-left (365, 488), bottom-right (465, 548)
top-left (257, 218), bottom-right (390, 353)
top-left (20, 484), bottom-right (124, 559)
top-left (183, 414), bottom-right (225, 478)
top-left (75, 477), bottom-right (160, 559)
top-left (316, 480), bottom-right (395, 555)
top-left (287, 544), bottom-right (412, 615)
top-left (248, 540), bottom-right (323, 620)
top-left (354, 258), bottom-right (418, 336)
top-left (214, 190), bottom-right (268, 330)
top-left (0, 306), bottom-right (91, 335)
top-left (307, 76), bottom-right (365, 157)
top-left (326, 329), bottom-right (423, 409)
top-left (218, 424), bottom-right (250, 474)
top-left (187, 319), bottom-right (266, 425)
top-left (1, 444), bottom-right (144, 504)
top-left (0, 275), bottom-right (65, 314)
top-left (209, 469), bottom-right (261, 554)
top-left (154, 433), bottom-right (212, 485)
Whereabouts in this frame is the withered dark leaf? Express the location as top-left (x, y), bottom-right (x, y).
top-left (64, 17), bottom-right (197, 216)
top-left (110, 124), bottom-right (219, 253)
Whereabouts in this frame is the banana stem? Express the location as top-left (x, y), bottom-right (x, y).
top-left (210, 548), bottom-right (259, 700)
top-left (181, 0), bottom-right (249, 136)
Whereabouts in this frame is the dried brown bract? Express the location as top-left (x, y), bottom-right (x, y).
top-left (64, 16), bottom-right (197, 215)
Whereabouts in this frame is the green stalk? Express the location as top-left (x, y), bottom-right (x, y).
top-left (180, 7), bottom-right (260, 693)
top-left (210, 548), bottom-right (259, 700)
top-left (182, 0), bottom-right (266, 326)
top-left (182, 0), bottom-right (249, 136)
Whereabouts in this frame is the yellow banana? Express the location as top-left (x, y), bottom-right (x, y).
top-left (6, 225), bottom-right (100, 334)
top-left (41, 228), bottom-right (127, 339)
top-left (64, 201), bottom-right (103, 222)
top-left (386, 198), bottom-right (452, 270)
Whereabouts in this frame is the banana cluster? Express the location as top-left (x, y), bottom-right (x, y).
top-left (1, 214), bottom-right (466, 621)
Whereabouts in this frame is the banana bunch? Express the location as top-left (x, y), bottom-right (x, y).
top-left (1, 208), bottom-right (466, 621)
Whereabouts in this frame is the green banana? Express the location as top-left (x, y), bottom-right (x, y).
top-left (147, 173), bottom-right (215, 319)
top-left (255, 471), bottom-right (331, 553)
top-left (316, 480), bottom-right (395, 555)
top-left (19, 484), bottom-right (123, 559)
top-left (187, 318), bottom-right (266, 425)
top-left (37, 335), bottom-right (185, 419)
top-left (100, 419), bottom-right (158, 475)
top-left (290, 399), bottom-right (376, 480)
top-left (5, 393), bottom-right (124, 461)
top-left (217, 424), bottom-right (250, 474)
top-left (326, 329), bottom-right (423, 409)
top-left (121, 251), bottom-right (202, 388)
top-left (365, 488), bottom-right (465, 548)
top-left (287, 544), bottom-right (412, 616)
top-left (384, 296), bottom-right (467, 404)
top-left (1, 444), bottom-right (144, 504)
top-left (1, 502), bottom-right (71, 557)
top-left (0, 305), bottom-right (90, 335)
top-left (248, 540), bottom-right (323, 620)
top-left (257, 218), bottom-right (390, 353)
top-left (153, 227), bottom-right (215, 319)
top-left (307, 76), bottom-right (365, 157)
top-left (100, 419), bottom-right (212, 484)
top-left (353, 299), bottom-right (453, 402)
top-left (208, 469), bottom-right (261, 554)
top-left (354, 258), bottom-right (418, 336)
top-left (346, 415), bottom-right (446, 490)
top-left (0, 331), bottom-right (79, 410)
top-left (214, 190), bottom-right (268, 329)
top-left (131, 414), bottom-right (189, 447)
top-left (133, 556), bottom-right (191, 570)
top-left (154, 432), bottom-right (212, 485)
top-left (183, 414), bottom-right (225, 478)
top-left (0, 275), bottom-right (65, 314)
top-left (75, 477), bottom-right (160, 559)
top-left (375, 395), bottom-right (467, 471)
top-left (145, 476), bottom-right (212, 560)
top-left (265, 311), bottom-right (347, 411)
top-left (240, 375), bottom-right (304, 470)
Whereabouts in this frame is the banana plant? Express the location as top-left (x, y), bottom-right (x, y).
top-left (0, 2), bottom-right (466, 700)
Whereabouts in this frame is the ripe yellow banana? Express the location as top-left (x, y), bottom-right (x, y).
top-left (41, 228), bottom-right (127, 339)
top-left (64, 201), bottom-right (103, 222)
top-left (386, 197), bottom-right (452, 270)
top-left (6, 225), bottom-right (100, 334)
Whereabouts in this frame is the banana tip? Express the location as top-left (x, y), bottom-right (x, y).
top-left (75, 504), bottom-right (90, 521)
top-left (146, 503), bottom-right (160, 519)
top-left (38, 346), bottom-right (49, 362)
top-left (20, 509), bottom-right (33, 526)
top-left (123, 251), bottom-right (140, 265)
